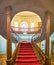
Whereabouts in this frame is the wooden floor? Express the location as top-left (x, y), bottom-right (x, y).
top-left (0, 54), bottom-right (7, 65)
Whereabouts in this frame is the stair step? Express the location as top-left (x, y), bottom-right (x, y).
top-left (17, 54), bottom-right (37, 57)
top-left (18, 53), bottom-right (36, 55)
top-left (19, 51), bottom-right (34, 53)
top-left (16, 58), bottom-right (39, 63)
top-left (17, 56), bottom-right (37, 58)
top-left (20, 48), bottom-right (33, 50)
top-left (16, 62), bottom-right (42, 65)
top-left (19, 52), bottom-right (35, 55)
top-left (20, 44), bottom-right (31, 45)
top-left (20, 47), bottom-right (32, 48)
top-left (19, 50), bottom-right (34, 51)
top-left (20, 45), bottom-right (31, 46)
top-left (20, 48), bottom-right (33, 49)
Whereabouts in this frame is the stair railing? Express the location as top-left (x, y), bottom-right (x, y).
top-left (6, 43), bottom-right (20, 65)
top-left (31, 27), bottom-right (42, 43)
top-left (11, 43), bottom-right (20, 65)
top-left (32, 43), bottom-right (51, 65)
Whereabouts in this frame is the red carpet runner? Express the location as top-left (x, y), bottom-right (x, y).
top-left (16, 42), bottom-right (42, 65)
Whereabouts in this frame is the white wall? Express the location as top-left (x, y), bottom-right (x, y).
top-left (0, 35), bottom-right (16, 54)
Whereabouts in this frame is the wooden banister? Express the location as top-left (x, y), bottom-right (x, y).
top-left (32, 43), bottom-right (51, 65)
top-left (6, 43), bottom-right (20, 65)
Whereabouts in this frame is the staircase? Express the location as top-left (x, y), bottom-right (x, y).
top-left (15, 42), bottom-right (42, 65)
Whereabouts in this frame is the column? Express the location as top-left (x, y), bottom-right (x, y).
top-left (45, 11), bottom-right (51, 65)
top-left (6, 6), bottom-right (12, 65)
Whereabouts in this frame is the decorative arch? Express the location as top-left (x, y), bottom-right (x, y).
top-left (20, 21), bottom-right (28, 32)
top-left (11, 11), bottom-right (42, 33)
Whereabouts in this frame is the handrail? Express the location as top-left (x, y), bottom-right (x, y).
top-left (10, 26), bottom-right (42, 33)
top-left (11, 26), bottom-right (41, 29)
top-left (6, 43), bottom-right (20, 65)
top-left (11, 43), bottom-right (20, 65)
top-left (32, 43), bottom-right (51, 65)
top-left (31, 27), bottom-right (42, 42)
top-left (11, 32), bottom-right (21, 43)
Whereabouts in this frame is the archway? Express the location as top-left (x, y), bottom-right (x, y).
top-left (11, 11), bottom-right (42, 33)
top-left (11, 11), bottom-right (42, 42)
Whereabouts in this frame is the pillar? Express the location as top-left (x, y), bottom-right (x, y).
top-left (6, 6), bottom-right (12, 65)
top-left (45, 11), bottom-right (51, 65)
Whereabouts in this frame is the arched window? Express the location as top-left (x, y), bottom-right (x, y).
top-left (20, 22), bottom-right (28, 32)
top-left (14, 22), bottom-right (18, 31)
top-left (31, 22), bottom-right (34, 31)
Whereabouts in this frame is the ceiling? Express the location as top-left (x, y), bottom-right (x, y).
top-left (0, 0), bottom-right (54, 42)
